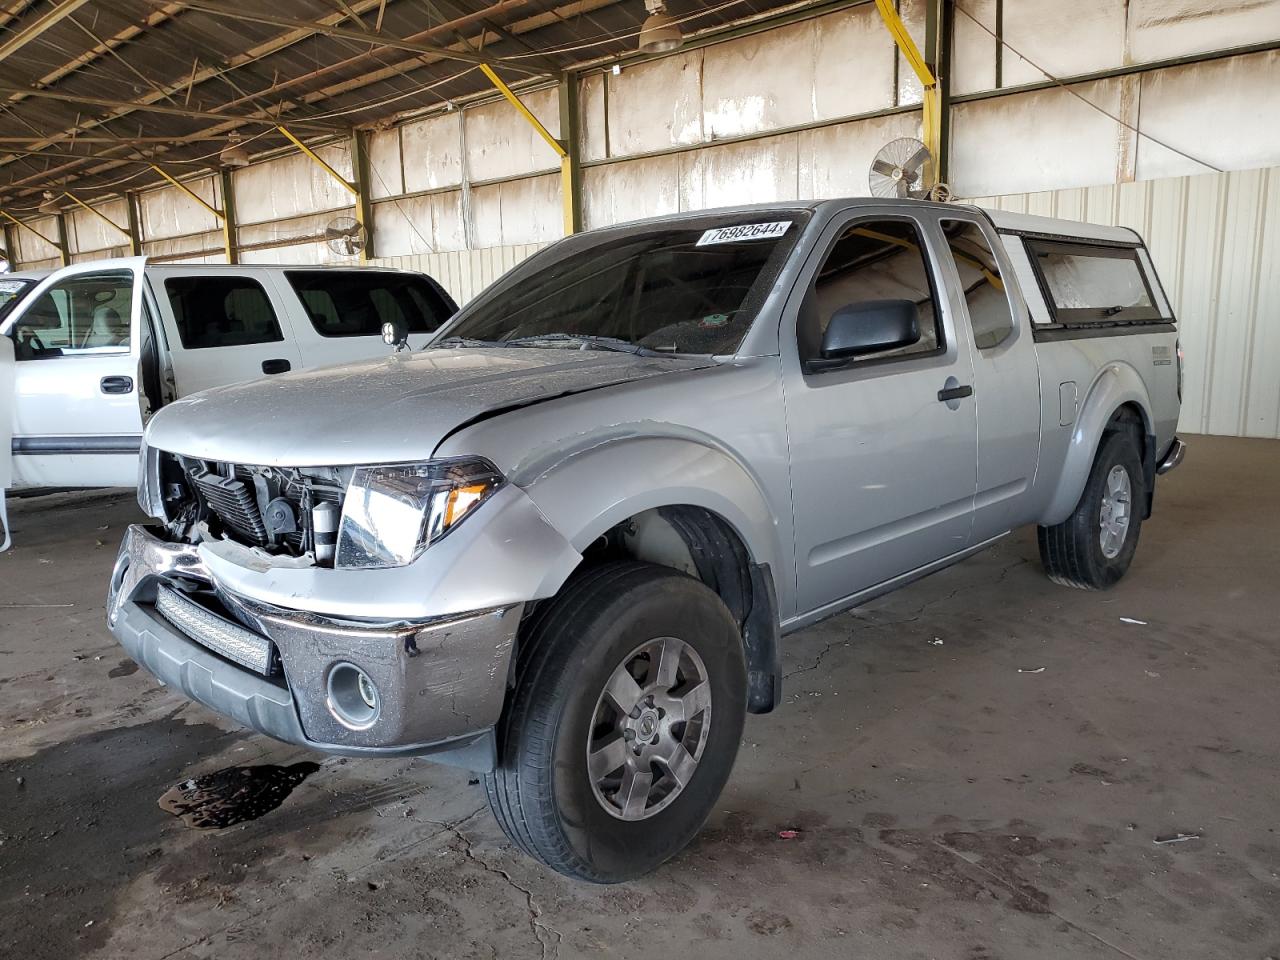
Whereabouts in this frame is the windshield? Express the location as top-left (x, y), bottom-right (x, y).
top-left (435, 212), bottom-right (809, 355)
top-left (0, 278), bottom-right (35, 323)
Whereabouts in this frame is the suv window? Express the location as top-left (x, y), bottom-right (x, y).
top-left (798, 219), bottom-right (941, 364)
top-left (11, 270), bottom-right (133, 360)
top-left (942, 219), bottom-right (1014, 349)
top-left (285, 271), bottom-right (453, 338)
top-left (164, 276), bottom-right (284, 349)
top-left (1026, 240), bottom-right (1163, 324)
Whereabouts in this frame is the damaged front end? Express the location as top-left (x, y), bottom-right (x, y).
top-left (110, 444), bottom-right (577, 771)
top-left (138, 441), bottom-right (349, 568)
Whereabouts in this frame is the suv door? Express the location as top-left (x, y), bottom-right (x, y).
top-left (151, 269), bottom-right (304, 394)
top-left (0, 258), bottom-right (149, 489)
top-left (782, 210), bottom-right (979, 617)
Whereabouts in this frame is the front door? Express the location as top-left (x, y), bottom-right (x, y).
top-left (149, 269), bottom-right (304, 394)
top-left (782, 211), bottom-right (979, 617)
top-left (0, 258), bottom-right (148, 489)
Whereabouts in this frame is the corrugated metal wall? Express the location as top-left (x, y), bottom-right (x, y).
top-left (974, 165), bottom-right (1280, 439)
top-left (374, 163), bottom-right (1280, 442)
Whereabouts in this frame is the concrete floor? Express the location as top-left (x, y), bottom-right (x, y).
top-left (1, 434), bottom-right (1277, 960)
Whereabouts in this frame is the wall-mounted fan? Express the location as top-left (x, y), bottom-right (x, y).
top-left (868, 138), bottom-right (953, 202)
top-left (869, 137), bottom-right (933, 199)
top-left (325, 216), bottom-right (366, 257)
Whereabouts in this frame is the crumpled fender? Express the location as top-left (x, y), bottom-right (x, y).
top-left (514, 429), bottom-right (789, 606)
top-left (1041, 362), bottom-right (1153, 526)
top-left (198, 483), bottom-right (581, 620)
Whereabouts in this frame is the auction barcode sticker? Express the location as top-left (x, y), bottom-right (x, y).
top-left (696, 221), bottom-right (791, 246)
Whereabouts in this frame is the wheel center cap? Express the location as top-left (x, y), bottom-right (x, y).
top-left (636, 709), bottom-right (659, 743)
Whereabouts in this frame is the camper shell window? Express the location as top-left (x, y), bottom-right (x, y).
top-left (1025, 239), bottom-right (1167, 326)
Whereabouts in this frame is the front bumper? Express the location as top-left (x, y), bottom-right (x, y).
top-left (1157, 436), bottom-right (1186, 475)
top-left (107, 524), bottom-right (522, 770)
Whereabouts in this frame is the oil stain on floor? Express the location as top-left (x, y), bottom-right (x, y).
top-left (159, 761), bottom-right (320, 829)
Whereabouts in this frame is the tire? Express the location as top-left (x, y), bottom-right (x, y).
top-left (1037, 427), bottom-right (1146, 590)
top-left (484, 561), bottom-right (747, 882)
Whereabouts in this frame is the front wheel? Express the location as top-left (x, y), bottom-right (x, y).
top-left (1038, 427), bottom-right (1146, 590)
top-left (484, 562), bottom-right (747, 882)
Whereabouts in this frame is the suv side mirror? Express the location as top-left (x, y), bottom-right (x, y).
top-left (818, 299), bottom-right (920, 364)
top-left (381, 319), bottom-right (409, 353)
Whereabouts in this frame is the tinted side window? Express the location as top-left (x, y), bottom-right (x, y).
top-left (12, 270), bottom-right (133, 360)
top-left (1026, 240), bottom-right (1162, 324)
top-left (286, 271), bottom-right (453, 338)
top-left (799, 219), bottom-right (941, 363)
top-left (942, 220), bottom-right (1014, 350)
top-left (164, 276), bottom-right (284, 349)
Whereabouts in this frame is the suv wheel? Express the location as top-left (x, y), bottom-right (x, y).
top-left (484, 562), bottom-right (746, 882)
top-left (1038, 427), bottom-right (1146, 590)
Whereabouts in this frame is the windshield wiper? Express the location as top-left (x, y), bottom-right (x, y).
top-left (500, 333), bottom-right (663, 356)
top-left (432, 335), bottom-right (502, 348)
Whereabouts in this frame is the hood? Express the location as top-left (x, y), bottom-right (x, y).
top-left (145, 347), bottom-right (715, 466)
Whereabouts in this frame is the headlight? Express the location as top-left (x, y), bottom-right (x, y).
top-left (336, 458), bottom-right (503, 569)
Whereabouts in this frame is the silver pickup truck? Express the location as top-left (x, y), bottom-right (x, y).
top-left (107, 198), bottom-right (1184, 882)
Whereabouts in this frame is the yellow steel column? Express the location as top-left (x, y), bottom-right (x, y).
top-left (558, 75), bottom-right (583, 235)
top-left (349, 129), bottom-right (375, 261)
top-left (125, 191), bottom-right (143, 257)
top-left (875, 0), bottom-right (940, 185)
top-left (219, 168), bottom-right (239, 264)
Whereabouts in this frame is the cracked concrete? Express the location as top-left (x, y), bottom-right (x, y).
top-left (2, 436), bottom-right (1279, 960)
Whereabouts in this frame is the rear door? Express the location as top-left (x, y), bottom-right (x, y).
top-left (0, 258), bottom-right (148, 488)
top-left (935, 214), bottom-right (1041, 540)
top-left (274, 269), bottom-right (457, 369)
top-left (150, 267), bottom-right (304, 394)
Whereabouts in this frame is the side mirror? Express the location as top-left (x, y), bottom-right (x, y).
top-left (381, 319), bottom-right (409, 353)
top-left (815, 299), bottom-right (920, 367)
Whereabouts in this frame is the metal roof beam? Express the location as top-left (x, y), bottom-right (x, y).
top-left (0, 85), bottom-right (345, 131)
top-left (0, 0), bottom-right (388, 169)
top-left (0, 0), bottom-right (94, 66)
top-left (145, 1), bottom-right (546, 74)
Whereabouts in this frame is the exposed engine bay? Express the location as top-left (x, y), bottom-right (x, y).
top-left (157, 453), bottom-right (349, 564)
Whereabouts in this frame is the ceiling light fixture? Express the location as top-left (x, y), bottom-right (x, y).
top-left (639, 0), bottom-right (682, 54)
top-left (219, 133), bottom-right (250, 169)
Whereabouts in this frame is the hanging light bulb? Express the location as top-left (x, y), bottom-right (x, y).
top-left (37, 191), bottom-right (61, 217)
top-left (219, 133), bottom-right (250, 169)
top-left (639, 0), bottom-right (682, 54)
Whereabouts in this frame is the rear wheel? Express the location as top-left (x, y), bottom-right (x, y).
top-left (1038, 427), bottom-right (1145, 590)
top-left (484, 562), bottom-right (746, 882)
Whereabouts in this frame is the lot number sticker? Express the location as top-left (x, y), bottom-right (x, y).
top-left (696, 221), bottom-right (791, 246)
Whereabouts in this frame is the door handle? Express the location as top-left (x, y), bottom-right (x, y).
top-left (937, 384), bottom-right (974, 402)
top-left (100, 375), bottom-right (134, 395)
top-left (261, 358), bottom-right (291, 375)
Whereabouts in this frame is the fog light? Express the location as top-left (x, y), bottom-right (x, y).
top-left (327, 663), bottom-right (380, 729)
